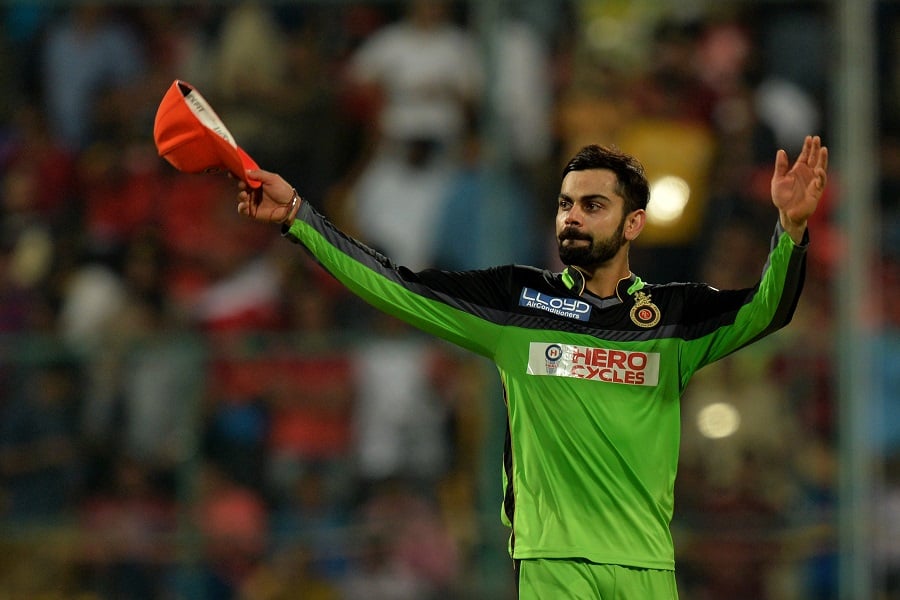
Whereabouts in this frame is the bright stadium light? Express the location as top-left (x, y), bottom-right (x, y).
top-left (647, 175), bottom-right (691, 225)
top-left (696, 402), bottom-right (741, 439)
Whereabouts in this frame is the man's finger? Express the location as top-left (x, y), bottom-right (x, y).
top-left (773, 148), bottom-right (790, 178)
top-left (818, 145), bottom-right (829, 172)
top-left (796, 135), bottom-right (812, 166)
top-left (806, 136), bottom-right (822, 167)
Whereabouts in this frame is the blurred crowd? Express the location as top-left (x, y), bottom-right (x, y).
top-left (0, 1), bottom-right (898, 599)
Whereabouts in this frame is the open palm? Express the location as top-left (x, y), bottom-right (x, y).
top-left (771, 135), bottom-right (829, 241)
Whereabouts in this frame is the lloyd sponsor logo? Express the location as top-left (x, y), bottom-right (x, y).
top-left (527, 342), bottom-right (660, 386)
top-left (519, 287), bottom-right (591, 321)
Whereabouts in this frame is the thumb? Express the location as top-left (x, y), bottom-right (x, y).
top-left (246, 168), bottom-right (278, 184)
top-left (772, 149), bottom-right (789, 179)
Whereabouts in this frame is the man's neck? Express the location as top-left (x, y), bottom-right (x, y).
top-left (576, 260), bottom-right (632, 299)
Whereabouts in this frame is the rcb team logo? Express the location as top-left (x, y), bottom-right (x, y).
top-left (630, 291), bottom-right (661, 328)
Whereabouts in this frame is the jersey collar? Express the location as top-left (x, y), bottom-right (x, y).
top-left (561, 267), bottom-right (643, 308)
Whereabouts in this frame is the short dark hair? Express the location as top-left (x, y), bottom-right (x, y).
top-left (562, 145), bottom-right (650, 214)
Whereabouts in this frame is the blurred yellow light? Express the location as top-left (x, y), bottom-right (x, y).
top-left (696, 402), bottom-right (741, 439)
top-left (647, 175), bottom-right (691, 225)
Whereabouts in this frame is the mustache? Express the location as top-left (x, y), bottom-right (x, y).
top-left (558, 227), bottom-right (592, 242)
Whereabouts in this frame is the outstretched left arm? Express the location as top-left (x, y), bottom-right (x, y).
top-left (771, 135), bottom-right (829, 244)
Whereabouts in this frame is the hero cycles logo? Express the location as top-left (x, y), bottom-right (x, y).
top-left (527, 342), bottom-right (660, 386)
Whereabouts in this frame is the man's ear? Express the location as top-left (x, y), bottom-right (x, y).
top-left (624, 209), bottom-right (646, 241)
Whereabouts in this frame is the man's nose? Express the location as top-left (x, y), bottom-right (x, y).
top-left (564, 206), bottom-right (583, 225)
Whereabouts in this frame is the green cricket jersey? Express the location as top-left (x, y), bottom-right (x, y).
top-left (284, 201), bottom-right (807, 571)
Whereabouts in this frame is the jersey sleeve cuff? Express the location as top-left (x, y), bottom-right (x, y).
top-left (281, 202), bottom-right (312, 241)
top-left (775, 220), bottom-right (810, 248)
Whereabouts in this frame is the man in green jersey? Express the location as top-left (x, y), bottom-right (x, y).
top-left (235, 135), bottom-right (828, 598)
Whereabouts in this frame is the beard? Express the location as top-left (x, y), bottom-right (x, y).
top-left (557, 217), bottom-right (627, 269)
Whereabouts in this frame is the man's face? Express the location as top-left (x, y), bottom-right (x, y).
top-left (556, 169), bottom-right (630, 268)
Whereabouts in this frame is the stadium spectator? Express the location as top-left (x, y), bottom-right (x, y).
top-left (40, 5), bottom-right (145, 151)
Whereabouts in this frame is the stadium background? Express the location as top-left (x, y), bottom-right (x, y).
top-left (0, 1), bottom-right (891, 598)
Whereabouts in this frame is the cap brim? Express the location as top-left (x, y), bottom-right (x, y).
top-left (153, 80), bottom-right (261, 189)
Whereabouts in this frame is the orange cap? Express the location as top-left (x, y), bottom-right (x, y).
top-left (153, 79), bottom-right (261, 188)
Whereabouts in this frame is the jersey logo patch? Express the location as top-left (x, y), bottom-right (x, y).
top-left (527, 342), bottom-right (660, 386)
top-left (630, 291), bottom-right (661, 328)
top-left (519, 287), bottom-right (591, 321)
